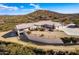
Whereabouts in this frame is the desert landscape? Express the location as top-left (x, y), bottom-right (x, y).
top-left (0, 30), bottom-right (79, 52)
top-left (0, 3), bottom-right (79, 55)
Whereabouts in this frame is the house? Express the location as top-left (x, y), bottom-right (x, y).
top-left (15, 20), bottom-right (79, 37)
top-left (15, 20), bottom-right (63, 36)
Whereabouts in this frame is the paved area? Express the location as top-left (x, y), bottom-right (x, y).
top-left (62, 28), bottom-right (79, 36)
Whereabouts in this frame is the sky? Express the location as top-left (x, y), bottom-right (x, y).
top-left (0, 3), bottom-right (79, 15)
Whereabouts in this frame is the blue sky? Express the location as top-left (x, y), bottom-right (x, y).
top-left (0, 3), bottom-right (79, 15)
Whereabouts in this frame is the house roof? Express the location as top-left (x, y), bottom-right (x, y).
top-left (16, 23), bottom-right (27, 30)
top-left (15, 20), bottom-right (62, 30)
top-left (34, 20), bottom-right (61, 26)
top-left (16, 23), bottom-right (35, 30)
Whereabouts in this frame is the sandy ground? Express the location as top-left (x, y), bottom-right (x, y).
top-left (0, 31), bottom-right (79, 52)
top-left (30, 30), bottom-right (77, 39)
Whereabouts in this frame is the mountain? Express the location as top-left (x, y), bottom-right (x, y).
top-left (27, 10), bottom-right (79, 21)
top-left (0, 10), bottom-right (79, 31)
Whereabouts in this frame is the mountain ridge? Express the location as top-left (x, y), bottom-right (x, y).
top-left (0, 10), bottom-right (79, 31)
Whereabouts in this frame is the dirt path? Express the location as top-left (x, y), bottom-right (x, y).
top-left (0, 31), bottom-right (79, 52)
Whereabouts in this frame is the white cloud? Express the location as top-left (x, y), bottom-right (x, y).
top-left (0, 4), bottom-right (19, 10)
top-left (30, 3), bottom-right (42, 10)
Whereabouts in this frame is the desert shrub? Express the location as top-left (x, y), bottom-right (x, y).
top-left (33, 48), bottom-right (46, 55)
top-left (46, 50), bottom-right (55, 55)
top-left (48, 29), bottom-right (53, 31)
top-left (27, 31), bottom-right (31, 34)
top-left (75, 49), bottom-right (79, 55)
top-left (0, 41), bottom-right (79, 55)
top-left (72, 19), bottom-right (79, 25)
top-left (56, 51), bottom-right (66, 55)
top-left (40, 34), bottom-right (44, 37)
top-left (70, 37), bottom-right (77, 44)
top-left (39, 28), bottom-right (45, 31)
top-left (69, 52), bottom-right (77, 55)
top-left (0, 23), bottom-right (15, 31)
top-left (34, 27), bottom-right (45, 31)
top-left (0, 41), bottom-right (46, 55)
top-left (61, 37), bottom-right (78, 44)
top-left (34, 28), bottom-right (39, 31)
top-left (61, 37), bottom-right (72, 44)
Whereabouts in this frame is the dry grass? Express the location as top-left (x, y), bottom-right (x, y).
top-left (29, 31), bottom-right (74, 39)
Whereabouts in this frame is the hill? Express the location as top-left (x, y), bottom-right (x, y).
top-left (0, 10), bottom-right (79, 31)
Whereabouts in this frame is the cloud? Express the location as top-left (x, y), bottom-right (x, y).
top-left (30, 3), bottom-right (42, 10)
top-left (0, 4), bottom-right (19, 10)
